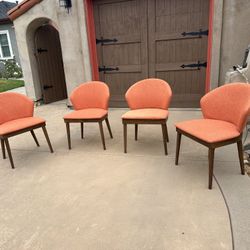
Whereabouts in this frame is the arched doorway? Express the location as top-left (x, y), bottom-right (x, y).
top-left (35, 24), bottom-right (67, 104)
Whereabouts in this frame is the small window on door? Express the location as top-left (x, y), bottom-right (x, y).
top-left (0, 31), bottom-right (13, 59)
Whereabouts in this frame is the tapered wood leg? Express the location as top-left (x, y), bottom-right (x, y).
top-left (5, 138), bottom-right (14, 169)
top-left (65, 122), bottom-right (71, 150)
top-left (105, 118), bottom-right (113, 139)
top-left (123, 123), bottom-right (127, 153)
top-left (1, 139), bottom-right (6, 159)
top-left (175, 132), bottom-right (182, 165)
top-left (99, 121), bottom-right (106, 150)
top-left (42, 126), bottom-right (54, 153)
top-left (81, 122), bottom-right (84, 139)
top-left (30, 130), bottom-right (40, 147)
top-left (166, 124), bottom-right (169, 142)
top-left (208, 148), bottom-right (215, 189)
top-left (161, 123), bottom-right (168, 155)
top-left (135, 124), bottom-right (138, 141)
top-left (237, 140), bottom-right (245, 175)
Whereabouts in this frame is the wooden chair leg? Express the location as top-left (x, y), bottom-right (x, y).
top-left (237, 139), bottom-right (245, 175)
top-left (30, 130), bottom-right (40, 147)
top-left (123, 123), bottom-right (127, 153)
top-left (135, 124), bottom-right (138, 141)
top-left (166, 124), bottom-right (169, 142)
top-left (1, 139), bottom-right (6, 159)
top-left (81, 122), bottom-right (84, 139)
top-left (175, 132), bottom-right (182, 165)
top-left (161, 123), bottom-right (168, 155)
top-left (65, 122), bottom-right (71, 150)
top-left (105, 118), bottom-right (113, 139)
top-left (99, 121), bottom-right (106, 150)
top-left (4, 138), bottom-right (14, 169)
top-left (208, 148), bottom-right (215, 189)
top-left (42, 126), bottom-right (54, 153)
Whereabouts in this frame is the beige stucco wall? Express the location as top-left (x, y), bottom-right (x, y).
top-left (219, 0), bottom-right (250, 84)
top-left (13, 0), bottom-right (92, 101)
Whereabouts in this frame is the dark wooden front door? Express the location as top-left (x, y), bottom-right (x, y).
top-left (35, 25), bottom-right (67, 104)
top-left (93, 0), bottom-right (209, 107)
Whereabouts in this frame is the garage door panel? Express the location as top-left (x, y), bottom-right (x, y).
top-left (102, 43), bottom-right (141, 66)
top-left (104, 72), bottom-right (142, 102)
top-left (99, 1), bottom-right (140, 36)
top-left (94, 0), bottom-right (148, 107)
top-left (156, 38), bottom-right (207, 64)
top-left (157, 69), bottom-right (206, 96)
top-left (149, 0), bottom-right (209, 107)
top-left (94, 0), bottom-right (209, 107)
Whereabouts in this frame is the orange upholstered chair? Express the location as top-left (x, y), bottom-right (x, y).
top-left (0, 93), bottom-right (53, 169)
top-left (175, 83), bottom-right (250, 189)
top-left (63, 81), bottom-right (113, 150)
top-left (122, 78), bottom-right (172, 154)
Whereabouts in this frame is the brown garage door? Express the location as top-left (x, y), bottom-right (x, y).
top-left (93, 0), bottom-right (209, 108)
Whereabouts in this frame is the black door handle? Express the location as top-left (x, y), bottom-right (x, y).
top-left (98, 66), bottom-right (119, 73)
top-left (43, 85), bottom-right (53, 90)
top-left (37, 48), bottom-right (48, 53)
top-left (180, 61), bottom-right (207, 70)
top-left (181, 29), bottom-right (208, 38)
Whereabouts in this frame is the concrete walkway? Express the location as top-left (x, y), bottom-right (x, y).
top-left (6, 86), bottom-right (26, 95)
top-left (1, 101), bottom-right (249, 249)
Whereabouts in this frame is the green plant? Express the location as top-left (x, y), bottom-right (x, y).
top-left (0, 58), bottom-right (23, 79)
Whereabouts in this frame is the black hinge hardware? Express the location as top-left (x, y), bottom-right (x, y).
top-left (37, 48), bottom-right (48, 53)
top-left (180, 61), bottom-right (207, 70)
top-left (181, 29), bottom-right (208, 38)
top-left (43, 85), bottom-right (53, 90)
top-left (98, 66), bottom-right (119, 73)
top-left (96, 37), bottom-right (118, 45)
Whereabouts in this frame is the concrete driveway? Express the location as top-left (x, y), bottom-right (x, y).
top-left (1, 101), bottom-right (249, 249)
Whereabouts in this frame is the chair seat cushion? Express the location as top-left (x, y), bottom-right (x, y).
top-left (175, 119), bottom-right (240, 143)
top-left (64, 108), bottom-right (108, 120)
top-left (0, 117), bottom-right (45, 136)
top-left (122, 108), bottom-right (168, 120)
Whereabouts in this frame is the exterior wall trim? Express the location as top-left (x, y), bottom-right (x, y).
top-left (8, 0), bottom-right (43, 21)
top-left (84, 0), bottom-right (99, 80)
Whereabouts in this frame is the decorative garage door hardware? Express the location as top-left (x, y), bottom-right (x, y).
top-left (180, 61), bottom-right (207, 70)
top-left (96, 37), bottom-right (118, 45)
top-left (181, 29), bottom-right (208, 38)
top-left (99, 66), bottom-right (119, 73)
top-left (37, 48), bottom-right (48, 53)
top-left (43, 85), bottom-right (53, 90)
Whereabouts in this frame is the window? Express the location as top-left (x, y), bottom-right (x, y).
top-left (0, 31), bottom-right (13, 59)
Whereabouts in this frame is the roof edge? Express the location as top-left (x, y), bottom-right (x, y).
top-left (8, 0), bottom-right (43, 21)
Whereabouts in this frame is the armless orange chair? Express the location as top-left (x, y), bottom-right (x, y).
top-left (175, 83), bottom-right (250, 189)
top-left (122, 78), bottom-right (172, 154)
top-left (63, 81), bottom-right (113, 150)
top-left (0, 93), bottom-right (53, 169)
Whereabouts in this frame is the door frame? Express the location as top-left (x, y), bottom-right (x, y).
top-left (84, 0), bottom-right (216, 93)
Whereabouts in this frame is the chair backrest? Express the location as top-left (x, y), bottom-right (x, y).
top-left (70, 81), bottom-right (110, 110)
top-left (125, 78), bottom-right (172, 110)
top-left (0, 92), bottom-right (34, 125)
top-left (201, 83), bottom-right (250, 132)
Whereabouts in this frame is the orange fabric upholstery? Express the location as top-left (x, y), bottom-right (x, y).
top-left (70, 81), bottom-right (110, 110)
top-left (0, 117), bottom-right (45, 136)
top-left (175, 119), bottom-right (240, 143)
top-left (125, 78), bottom-right (172, 110)
top-left (0, 92), bottom-right (34, 125)
top-left (122, 109), bottom-right (168, 120)
top-left (64, 108), bottom-right (107, 120)
top-left (201, 83), bottom-right (250, 132)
